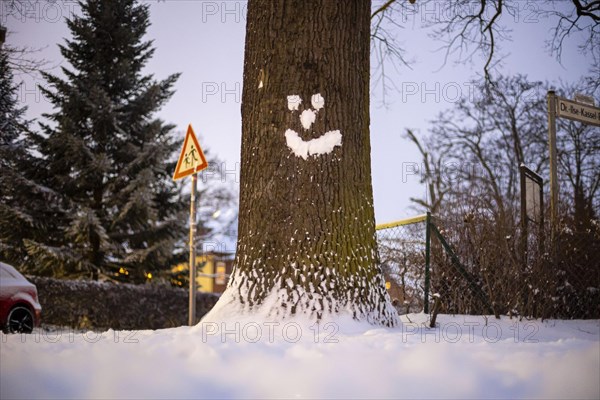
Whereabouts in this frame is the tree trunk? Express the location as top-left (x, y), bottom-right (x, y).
top-left (210, 0), bottom-right (397, 326)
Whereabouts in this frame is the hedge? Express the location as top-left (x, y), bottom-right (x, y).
top-left (28, 276), bottom-right (219, 330)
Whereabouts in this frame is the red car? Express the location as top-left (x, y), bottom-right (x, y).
top-left (0, 262), bottom-right (42, 333)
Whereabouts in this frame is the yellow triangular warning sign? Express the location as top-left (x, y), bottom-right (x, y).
top-left (173, 124), bottom-right (209, 180)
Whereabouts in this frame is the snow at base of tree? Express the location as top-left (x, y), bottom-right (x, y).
top-left (210, 269), bottom-right (399, 326)
top-left (2, 313), bottom-right (598, 399)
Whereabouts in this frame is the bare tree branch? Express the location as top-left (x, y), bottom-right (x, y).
top-left (572, 0), bottom-right (600, 22)
top-left (545, 0), bottom-right (600, 62)
top-left (372, 0), bottom-right (398, 20)
top-left (2, 44), bottom-right (52, 78)
top-left (374, 1), bottom-right (597, 85)
top-left (370, 0), bottom-right (417, 104)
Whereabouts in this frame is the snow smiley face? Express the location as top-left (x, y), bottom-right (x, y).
top-left (284, 93), bottom-right (342, 160)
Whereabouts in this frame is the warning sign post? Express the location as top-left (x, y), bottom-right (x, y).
top-left (173, 124), bottom-right (209, 325)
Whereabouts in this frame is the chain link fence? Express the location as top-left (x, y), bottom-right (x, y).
top-left (376, 213), bottom-right (600, 319)
top-left (376, 215), bottom-right (428, 314)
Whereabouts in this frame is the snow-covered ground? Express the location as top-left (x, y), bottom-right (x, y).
top-left (1, 313), bottom-right (598, 399)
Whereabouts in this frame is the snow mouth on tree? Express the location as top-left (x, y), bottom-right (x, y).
top-left (284, 93), bottom-right (342, 160)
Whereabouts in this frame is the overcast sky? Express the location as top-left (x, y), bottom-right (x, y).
top-left (3, 0), bottom-right (594, 224)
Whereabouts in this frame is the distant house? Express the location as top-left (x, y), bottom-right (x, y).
top-left (171, 251), bottom-right (234, 294)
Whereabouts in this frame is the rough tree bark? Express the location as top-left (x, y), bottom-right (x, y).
top-left (208, 0), bottom-right (397, 326)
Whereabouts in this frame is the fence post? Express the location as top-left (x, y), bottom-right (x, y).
top-left (424, 212), bottom-right (431, 314)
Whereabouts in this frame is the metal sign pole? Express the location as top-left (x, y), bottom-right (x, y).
top-left (519, 165), bottom-right (528, 265)
top-left (172, 125), bottom-right (207, 326)
top-left (547, 91), bottom-right (559, 238)
top-left (188, 174), bottom-right (198, 326)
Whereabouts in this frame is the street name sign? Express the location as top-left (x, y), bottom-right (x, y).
top-left (556, 97), bottom-right (600, 127)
